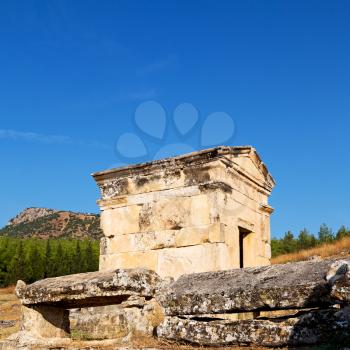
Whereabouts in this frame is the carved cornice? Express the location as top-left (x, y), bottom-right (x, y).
top-left (260, 204), bottom-right (274, 214)
top-left (92, 146), bottom-right (275, 190)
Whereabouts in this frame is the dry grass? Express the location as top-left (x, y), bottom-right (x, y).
top-left (272, 236), bottom-right (350, 264)
top-left (0, 285), bottom-right (15, 295)
top-left (0, 286), bottom-right (20, 340)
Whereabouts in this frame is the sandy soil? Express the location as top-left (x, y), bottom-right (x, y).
top-left (0, 286), bottom-right (20, 340)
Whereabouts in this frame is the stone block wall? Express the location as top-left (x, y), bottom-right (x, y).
top-left (93, 146), bottom-right (275, 279)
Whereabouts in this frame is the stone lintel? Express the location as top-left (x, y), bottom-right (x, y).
top-left (16, 268), bottom-right (162, 308)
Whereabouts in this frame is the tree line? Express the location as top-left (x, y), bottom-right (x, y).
top-left (271, 224), bottom-right (350, 257)
top-left (0, 237), bottom-right (99, 287)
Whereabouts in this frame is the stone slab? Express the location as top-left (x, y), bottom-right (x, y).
top-left (16, 269), bottom-right (163, 308)
top-left (158, 259), bottom-right (350, 315)
top-left (157, 307), bottom-right (350, 347)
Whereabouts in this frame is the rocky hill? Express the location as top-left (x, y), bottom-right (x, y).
top-left (0, 208), bottom-right (103, 239)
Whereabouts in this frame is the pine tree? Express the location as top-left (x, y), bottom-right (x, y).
top-left (55, 242), bottom-right (65, 277)
top-left (281, 231), bottom-right (297, 253)
top-left (44, 239), bottom-right (53, 278)
top-left (0, 237), bottom-right (10, 287)
top-left (9, 241), bottom-right (27, 284)
top-left (318, 224), bottom-right (334, 243)
top-left (62, 250), bottom-right (72, 275)
top-left (72, 241), bottom-right (82, 274)
top-left (297, 229), bottom-right (317, 250)
top-left (85, 241), bottom-right (96, 272)
top-left (336, 225), bottom-right (350, 240)
top-left (27, 244), bottom-right (44, 283)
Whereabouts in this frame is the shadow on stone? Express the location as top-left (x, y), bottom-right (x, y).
top-left (21, 305), bottom-right (70, 339)
top-left (286, 262), bottom-right (350, 349)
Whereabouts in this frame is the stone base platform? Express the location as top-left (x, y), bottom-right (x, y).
top-left (7, 260), bottom-right (350, 349)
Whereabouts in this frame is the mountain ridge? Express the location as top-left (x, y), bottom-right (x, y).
top-left (0, 207), bottom-right (103, 239)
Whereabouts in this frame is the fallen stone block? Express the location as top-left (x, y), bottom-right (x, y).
top-left (16, 268), bottom-right (163, 308)
top-left (326, 260), bottom-right (350, 303)
top-left (157, 307), bottom-right (350, 347)
top-left (331, 275), bottom-right (350, 303)
top-left (14, 268), bottom-right (166, 345)
top-left (20, 305), bottom-right (70, 339)
top-left (158, 259), bottom-right (350, 315)
top-left (69, 297), bottom-right (164, 341)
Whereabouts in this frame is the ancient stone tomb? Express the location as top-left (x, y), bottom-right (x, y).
top-left (7, 147), bottom-right (350, 349)
top-left (92, 146), bottom-right (275, 278)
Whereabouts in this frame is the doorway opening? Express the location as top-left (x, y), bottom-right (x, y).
top-left (238, 227), bottom-right (252, 268)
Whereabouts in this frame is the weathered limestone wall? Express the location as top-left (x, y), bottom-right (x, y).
top-left (93, 146), bottom-right (275, 278)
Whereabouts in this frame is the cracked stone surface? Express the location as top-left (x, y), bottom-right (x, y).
top-left (16, 269), bottom-right (164, 308)
top-left (157, 307), bottom-right (350, 347)
top-left (331, 275), bottom-right (350, 303)
top-left (158, 259), bottom-right (350, 315)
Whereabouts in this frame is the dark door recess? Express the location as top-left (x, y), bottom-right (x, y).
top-left (238, 227), bottom-right (251, 268)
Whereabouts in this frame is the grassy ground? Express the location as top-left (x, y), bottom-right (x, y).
top-left (272, 236), bottom-right (350, 264)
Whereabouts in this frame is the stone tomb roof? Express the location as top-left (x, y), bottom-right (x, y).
top-left (92, 146), bottom-right (275, 194)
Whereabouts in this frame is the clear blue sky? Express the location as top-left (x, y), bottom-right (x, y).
top-left (1, 1), bottom-right (349, 238)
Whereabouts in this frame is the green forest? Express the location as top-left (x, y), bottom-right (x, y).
top-left (271, 224), bottom-right (350, 257)
top-left (0, 237), bottom-right (99, 287)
